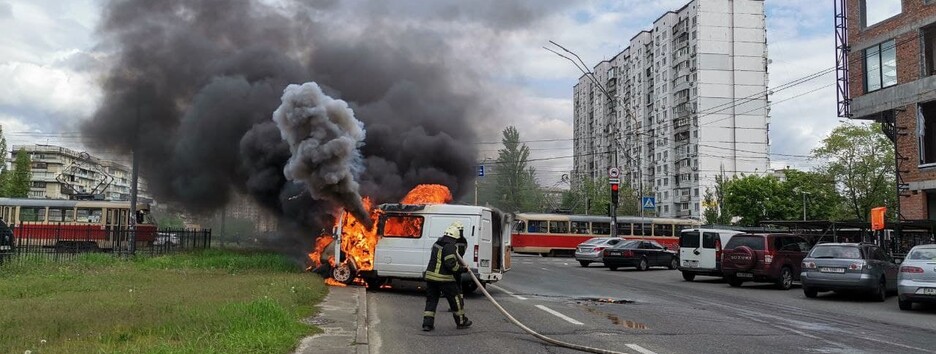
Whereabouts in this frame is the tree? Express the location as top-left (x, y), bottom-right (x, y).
top-left (5, 149), bottom-right (31, 198)
top-left (722, 174), bottom-right (784, 226)
top-left (0, 126), bottom-right (7, 196)
top-left (492, 127), bottom-right (544, 212)
top-left (703, 173), bottom-right (732, 225)
top-left (812, 123), bottom-right (895, 221)
top-left (778, 169), bottom-right (844, 221)
top-left (560, 176), bottom-right (638, 216)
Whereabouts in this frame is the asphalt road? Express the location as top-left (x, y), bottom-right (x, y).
top-left (367, 254), bottom-right (936, 354)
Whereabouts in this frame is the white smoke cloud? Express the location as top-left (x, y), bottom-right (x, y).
top-left (272, 82), bottom-right (369, 222)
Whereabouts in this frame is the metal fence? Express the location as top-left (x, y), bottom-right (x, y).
top-left (0, 223), bottom-right (211, 264)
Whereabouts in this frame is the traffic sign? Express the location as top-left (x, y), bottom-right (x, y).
top-left (608, 178), bottom-right (620, 185)
top-left (641, 197), bottom-right (656, 209)
top-left (477, 165), bottom-right (485, 177)
top-left (608, 167), bottom-right (620, 178)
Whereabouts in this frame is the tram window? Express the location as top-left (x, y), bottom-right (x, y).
top-left (570, 221), bottom-right (590, 234)
top-left (48, 208), bottom-right (76, 222)
top-left (654, 224), bottom-right (673, 237)
top-left (20, 207), bottom-right (46, 222)
top-left (77, 208), bottom-right (103, 223)
top-left (527, 220), bottom-right (548, 233)
top-left (549, 221), bottom-right (570, 234)
top-left (617, 223), bottom-right (632, 236)
top-left (514, 221), bottom-right (526, 232)
top-left (591, 222), bottom-right (611, 235)
top-left (632, 223), bottom-right (648, 236)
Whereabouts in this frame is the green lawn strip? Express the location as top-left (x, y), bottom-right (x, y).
top-left (0, 250), bottom-right (327, 354)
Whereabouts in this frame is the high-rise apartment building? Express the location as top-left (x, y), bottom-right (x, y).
top-left (573, 0), bottom-right (769, 218)
top-left (10, 144), bottom-right (149, 201)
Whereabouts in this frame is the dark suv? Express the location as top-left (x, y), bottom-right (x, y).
top-left (721, 233), bottom-right (810, 290)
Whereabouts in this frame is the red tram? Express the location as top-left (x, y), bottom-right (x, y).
top-left (511, 213), bottom-right (700, 256)
top-left (0, 198), bottom-right (157, 251)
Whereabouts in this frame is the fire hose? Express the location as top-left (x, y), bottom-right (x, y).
top-left (454, 254), bottom-right (627, 354)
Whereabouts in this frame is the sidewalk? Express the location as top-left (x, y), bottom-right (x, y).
top-left (294, 285), bottom-right (368, 354)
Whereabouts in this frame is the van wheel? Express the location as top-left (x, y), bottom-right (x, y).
top-left (332, 261), bottom-right (358, 285)
top-left (609, 265), bottom-right (618, 271)
top-left (637, 257), bottom-right (649, 271)
top-left (682, 272), bottom-right (696, 281)
top-left (579, 261), bottom-right (591, 267)
top-left (461, 280), bottom-right (478, 295)
top-left (668, 257), bottom-right (678, 270)
top-left (775, 267), bottom-right (793, 290)
top-left (727, 276), bottom-right (744, 288)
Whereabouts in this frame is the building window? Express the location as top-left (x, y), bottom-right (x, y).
top-left (862, 0), bottom-right (901, 28)
top-left (864, 39), bottom-right (896, 92)
top-left (923, 24), bottom-right (936, 76)
top-left (919, 101), bottom-right (936, 165)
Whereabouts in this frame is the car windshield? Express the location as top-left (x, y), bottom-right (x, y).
top-left (724, 236), bottom-right (765, 251)
top-left (808, 245), bottom-right (862, 259)
top-left (613, 240), bottom-right (640, 249)
top-left (908, 248), bottom-right (936, 260)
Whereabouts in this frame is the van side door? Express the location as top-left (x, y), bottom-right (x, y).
top-left (374, 213), bottom-right (429, 278)
top-left (700, 232), bottom-right (720, 269)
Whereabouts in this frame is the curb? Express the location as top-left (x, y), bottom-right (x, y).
top-left (354, 286), bottom-right (368, 354)
top-left (293, 285), bottom-right (368, 354)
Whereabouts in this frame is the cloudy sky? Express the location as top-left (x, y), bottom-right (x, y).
top-left (0, 0), bottom-right (899, 188)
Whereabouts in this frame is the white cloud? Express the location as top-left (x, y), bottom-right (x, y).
top-left (0, 61), bottom-right (101, 118)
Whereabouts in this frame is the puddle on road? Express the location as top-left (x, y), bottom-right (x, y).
top-left (575, 297), bottom-right (634, 304)
top-left (582, 306), bottom-right (648, 330)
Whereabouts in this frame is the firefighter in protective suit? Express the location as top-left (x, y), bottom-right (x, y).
top-left (422, 221), bottom-right (472, 331)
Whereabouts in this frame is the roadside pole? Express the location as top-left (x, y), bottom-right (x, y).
top-left (609, 168), bottom-right (620, 238)
top-left (128, 85), bottom-right (141, 255)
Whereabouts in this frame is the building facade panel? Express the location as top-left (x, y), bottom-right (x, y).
top-left (845, 1), bottom-right (936, 220)
top-left (572, 0), bottom-right (768, 218)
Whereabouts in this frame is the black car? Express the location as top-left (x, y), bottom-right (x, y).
top-left (602, 240), bottom-right (678, 271)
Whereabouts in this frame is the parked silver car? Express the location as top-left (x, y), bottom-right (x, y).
top-left (800, 243), bottom-right (898, 301)
top-left (575, 237), bottom-right (625, 267)
top-left (897, 244), bottom-right (936, 311)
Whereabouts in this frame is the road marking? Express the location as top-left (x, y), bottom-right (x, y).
top-left (625, 344), bottom-right (658, 354)
top-left (541, 267), bottom-right (549, 271)
top-left (535, 305), bottom-right (583, 325)
top-left (489, 284), bottom-right (528, 300)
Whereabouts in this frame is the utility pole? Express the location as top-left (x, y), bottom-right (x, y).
top-left (128, 85), bottom-right (141, 255)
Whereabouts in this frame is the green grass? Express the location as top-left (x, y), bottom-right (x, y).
top-left (0, 250), bottom-right (327, 354)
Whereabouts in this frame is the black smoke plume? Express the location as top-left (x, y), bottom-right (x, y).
top-left (82, 0), bottom-right (559, 256)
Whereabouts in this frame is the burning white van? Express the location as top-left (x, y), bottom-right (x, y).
top-left (330, 203), bottom-right (512, 293)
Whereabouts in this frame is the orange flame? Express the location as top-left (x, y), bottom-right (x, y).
top-left (309, 184), bottom-right (453, 286)
top-left (324, 278), bottom-right (347, 287)
top-left (401, 184), bottom-right (453, 204)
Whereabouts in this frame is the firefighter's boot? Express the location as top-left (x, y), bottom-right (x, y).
top-left (455, 315), bottom-right (472, 329)
top-left (422, 316), bottom-right (434, 331)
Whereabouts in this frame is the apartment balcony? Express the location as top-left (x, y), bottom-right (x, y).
top-left (677, 209), bottom-right (692, 217)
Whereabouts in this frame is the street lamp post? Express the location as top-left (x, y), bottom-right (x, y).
top-left (794, 188), bottom-right (811, 221)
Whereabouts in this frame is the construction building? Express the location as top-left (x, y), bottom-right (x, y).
top-left (838, 0), bottom-right (936, 219)
top-left (9, 144), bottom-right (148, 201)
top-left (573, 0), bottom-right (770, 218)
